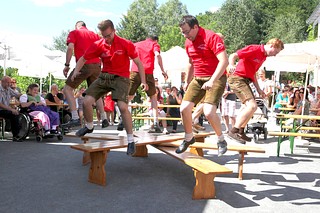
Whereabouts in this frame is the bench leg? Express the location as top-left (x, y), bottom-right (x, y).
top-left (82, 138), bottom-right (91, 165)
top-left (88, 151), bottom-right (107, 186)
top-left (191, 137), bottom-right (205, 156)
top-left (238, 152), bottom-right (245, 180)
top-left (289, 135), bottom-right (295, 154)
top-left (132, 145), bottom-right (148, 157)
top-left (190, 148), bottom-right (204, 157)
top-left (277, 136), bottom-right (282, 157)
top-left (192, 170), bottom-right (215, 199)
top-left (196, 136), bottom-right (205, 142)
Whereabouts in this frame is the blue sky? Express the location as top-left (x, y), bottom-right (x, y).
top-left (0, 0), bottom-right (225, 48)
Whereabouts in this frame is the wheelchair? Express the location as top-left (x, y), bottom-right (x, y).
top-left (17, 112), bottom-right (63, 142)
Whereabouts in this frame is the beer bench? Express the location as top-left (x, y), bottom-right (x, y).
top-left (270, 113), bottom-right (320, 156)
top-left (160, 141), bottom-right (265, 180)
top-left (70, 132), bottom-right (225, 199)
top-left (152, 145), bottom-right (232, 199)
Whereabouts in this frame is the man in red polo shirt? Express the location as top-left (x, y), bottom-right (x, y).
top-left (175, 15), bottom-right (229, 156)
top-left (128, 35), bottom-right (168, 134)
top-left (227, 38), bottom-right (284, 143)
top-left (71, 20), bottom-right (148, 155)
top-left (62, 21), bottom-right (108, 128)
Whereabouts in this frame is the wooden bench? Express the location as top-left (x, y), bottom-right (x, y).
top-left (153, 145), bottom-right (232, 199)
top-left (269, 131), bottom-right (320, 156)
top-left (132, 116), bottom-right (182, 121)
top-left (67, 131), bottom-right (213, 165)
top-left (66, 133), bottom-right (124, 165)
top-left (160, 141), bottom-right (265, 180)
top-left (272, 113), bottom-right (320, 156)
top-left (70, 132), bottom-right (216, 199)
top-left (70, 134), bottom-right (188, 186)
top-left (132, 116), bottom-right (182, 130)
top-left (281, 125), bottom-right (320, 131)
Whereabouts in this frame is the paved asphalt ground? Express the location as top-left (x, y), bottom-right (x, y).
top-left (1, 116), bottom-right (320, 213)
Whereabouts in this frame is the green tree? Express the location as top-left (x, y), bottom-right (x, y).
top-left (196, 11), bottom-right (219, 32)
top-left (159, 25), bottom-right (185, 51)
top-left (157, 0), bottom-right (188, 51)
top-left (216, 0), bottom-right (260, 53)
top-left (157, 0), bottom-right (188, 27)
top-left (117, 0), bottom-right (159, 42)
top-left (45, 30), bottom-right (69, 52)
top-left (266, 12), bottom-right (305, 43)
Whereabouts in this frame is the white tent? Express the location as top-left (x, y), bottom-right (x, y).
top-left (154, 46), bottom-right (189, 87)
top-left (262, 42), bottom-right (318, 73)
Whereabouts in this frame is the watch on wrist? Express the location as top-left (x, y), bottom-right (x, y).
top-left (65, 63), bottom-right (70, 67)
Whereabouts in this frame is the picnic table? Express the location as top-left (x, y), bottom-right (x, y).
top-left (269, 113), bottom-right (320, 156)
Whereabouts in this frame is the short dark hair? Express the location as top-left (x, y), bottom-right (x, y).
top-left (76, 21), bottom-right (86, 27)
top-left (179, 15), bottom-right (199, 28)
top-left (149, 35), bottom-right (158, 41)
top-left (98, 20), bottom-right (114, 31)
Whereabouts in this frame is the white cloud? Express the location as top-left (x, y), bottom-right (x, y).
top-left (30, 0), bottom-right (75, 7)
top-left (209, 6), bottom-right (220, 12)
top-left (76, 8), bottom-right (114, 17)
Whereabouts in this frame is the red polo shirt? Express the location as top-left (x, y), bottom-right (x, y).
top-left (233, 44), bottom-right (266, 82)
top-left (131, 38), bottom-right (160, 74)
top-left (66, 26), bottom-right (101, 64)
top-left (83, 34), bottom-right (138, 78)
top-left (185, 27), bottom-right (226, 77)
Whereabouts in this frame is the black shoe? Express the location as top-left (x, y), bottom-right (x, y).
top-left (217, 140), bottom-right (228, 157)
top-left (12, 137), bottom-right (23, 142)
top-left (62, 119), bottom-right (81, 128)
top-left (175, 137), bottom-right (195, 154)
top-left (228, 132), bottom-right (246, 144)
top-left (102, 119), bottom-right (109, 128)
top-left (76, 127), bottom-right (94, 137)
top-left (127, 142), bottom-right (136, 155)
top-left (117, 122), bottom-right (124, 131)
top-left (239, 133), bottom-right (252, 142)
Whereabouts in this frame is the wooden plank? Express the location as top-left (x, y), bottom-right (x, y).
top-left (154, 146), bottom-right (232, 175)
top-left (70, 134), bottom-right (186, 152)
top-left (160, 141), bottom-right (264, 180)
top-left (65, 132), bottom-right (123, 140)
top-left (281, 126), bottom-right (320, 131)
top-left (269, 131), bottom-right (320, 138)
top-left (154, 145), bottom-right (232, 199)
top-left (70, 131), bottom-right (214, 152)
top-left (132, 116), bottom-right (182, 121)
top-left (276, 114), bottom-right (320, 120)
top-left (161, 141), bottom-right (265, 153)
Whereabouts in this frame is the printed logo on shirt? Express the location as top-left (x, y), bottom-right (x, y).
top-left (114, 50), bottom-right (124, 55)
top-left (253, 58), bottom-right (262, 63)
top-left (216, 43), bottom-right (224, 50)
top-left (101, 51), bottom-right (110, 58)
top-left (188, 46), bottom-right (196, 52)
top-left (197, 44), bottom-right (206, 50)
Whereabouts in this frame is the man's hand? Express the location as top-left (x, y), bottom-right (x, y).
top-left (141, 83), bottom-right (149, 91)
top-left (257, 89), bottom-right (266, 99)
top-left (63, 67), bottom-right (70, 78)
top-left (201, 81), bottom-right (213, 90)
top-left (228, 65), bottom-right (236, 74)
top-left (162, 71), bottom-right (168, 80)
top-left (71, 70), bottom-right (79, 82)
